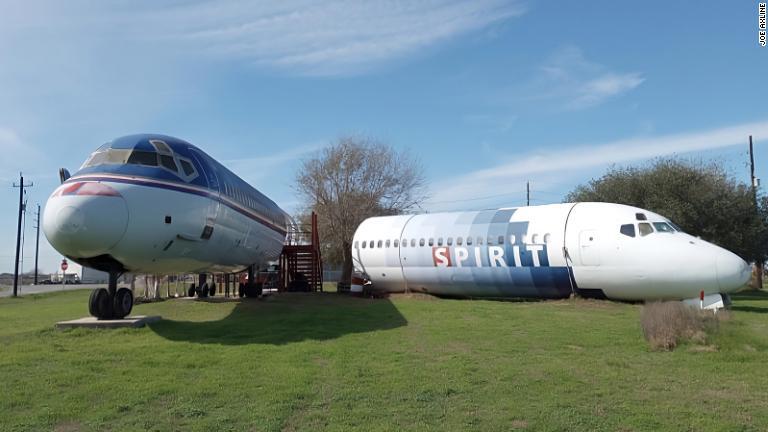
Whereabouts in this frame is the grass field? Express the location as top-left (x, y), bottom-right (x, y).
top-left (1, 290), bottom-right (768, 431)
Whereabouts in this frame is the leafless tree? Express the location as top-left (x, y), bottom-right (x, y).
top-left (296, 135), bottom-right (427, 287)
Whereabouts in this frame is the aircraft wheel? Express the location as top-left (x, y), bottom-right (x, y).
top-left (209, 283), bottom-right (216, 297)
top-left (113, 288), bottom-right (133, 319)
top-left (200, 283), bottom-right (209, 298)
top-left (187, 284), bottom-right (196, 297)
top-left (90, 288), bottom-right (113, 320)
top-left (238, 283), bottom-right (245, 298)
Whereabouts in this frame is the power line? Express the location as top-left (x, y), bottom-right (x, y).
top-left (12, 173), bottom-right (33, 297)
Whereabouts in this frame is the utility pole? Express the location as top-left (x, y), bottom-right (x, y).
top-left (526, 181), bottom-right (530, 206)
top-left (749, 135), bottom-right (763, 290)
top-left (33, 204), bottom-right (41, 285)
top-left (12, 173), bottom-right (33, 297)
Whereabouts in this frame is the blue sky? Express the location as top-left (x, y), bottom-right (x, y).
top-left (1, 0), bottom-right (766, 275)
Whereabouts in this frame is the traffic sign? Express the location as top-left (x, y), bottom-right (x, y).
top-left (61, 259), bottom-right (68, 271)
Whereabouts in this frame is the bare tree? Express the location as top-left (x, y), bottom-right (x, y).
top-left (296, 135), bottom-right (427, 287)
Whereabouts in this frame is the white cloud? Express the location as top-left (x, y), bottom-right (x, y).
top-left (426, 119), bottom-right (768, 211)
top-left (522, 46), bottom-right (644, 110)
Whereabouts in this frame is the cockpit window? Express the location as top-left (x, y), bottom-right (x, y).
top-left (150, 140), bottom-right (172, 154)
top-left (635, 213), bottom-right (647, 221)
top-left (159, 154), bottom-right (178, 172)
top-left (180, 159), bottom-right (195, 176)
top-left (653, 222), bottom-right (675, 233)
top-left (638, 222), bottom-right (654, 236)
top-left (127, 151), bottom-right (158, 166)
top-left (620, 224), bottom-right (636, 237)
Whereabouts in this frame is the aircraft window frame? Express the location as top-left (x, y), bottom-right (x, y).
top-left (498, 235), bottom-right (504, 245)
top-left (159, 154), bottom-right (179, 173)
top-left (447, 237), bottom-right (453, 246)
top-left (428, 238), bottom-right (434, 246)
top-left (638, 222), bottom-right (654, 237)
top-left (150, 139), bottom-right (173, 154)
top-left (178, 158), bottom-right (198, 180)
top-left (653, 222), bottom-right (675, 233)
top-left (620, 224), bottom-right (636, 238)
top-left (669, 221), bottom-right (683, 232)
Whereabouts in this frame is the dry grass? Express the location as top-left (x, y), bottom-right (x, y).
top-left (640, 301), bottom-right (727, 351)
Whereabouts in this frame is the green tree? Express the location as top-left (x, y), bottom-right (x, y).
top-left (565, 158), bottom-right (768, 263)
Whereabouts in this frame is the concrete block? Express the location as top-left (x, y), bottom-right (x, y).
top-left (55, 315), bottom-right (161, 330)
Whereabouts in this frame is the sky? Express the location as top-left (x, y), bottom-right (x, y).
top-left (1, 0), bottom-right (767, 275)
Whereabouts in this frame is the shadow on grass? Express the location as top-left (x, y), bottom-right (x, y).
top-left (149, 293), bottom-right (407, 345)
top-left (731, 289), bottom-right (768, 314)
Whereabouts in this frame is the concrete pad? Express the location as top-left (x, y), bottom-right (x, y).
top-left (55, 315), bottom-right (162, 330)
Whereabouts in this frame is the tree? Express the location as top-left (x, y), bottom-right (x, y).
top-left (565, 158), bottom-right (768, 265)
top-left (296, 136), bottom-right (427, 286)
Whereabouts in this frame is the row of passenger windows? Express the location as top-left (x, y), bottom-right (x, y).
top-left (620, 221), bottom-right (678, 238)
top-left (354, 233), bottom-right (552, 249)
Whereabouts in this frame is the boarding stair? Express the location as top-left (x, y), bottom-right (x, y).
top-left (278, 212), bottom-right (323, 292)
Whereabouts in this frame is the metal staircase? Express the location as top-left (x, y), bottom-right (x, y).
top-left (279, 212), bottom-right (323, 292)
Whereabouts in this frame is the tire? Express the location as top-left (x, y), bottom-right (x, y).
top-left (238, 283), bottom-right (245, 298)
top-left (209, 283), bottom-right (216, 297)
top-left (244, 282), bottom-right (263, 298)
top-left (113, 288), bottom-right (133, 319)
top-left (200, 283), bottom-right (209, 298)
top-left (187, 284), bottom-right (196, 297)
top-left (90, 288), bottom-right (113, 320)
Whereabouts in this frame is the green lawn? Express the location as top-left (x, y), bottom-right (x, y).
top-left (1, 290), bottom-right (767, 431)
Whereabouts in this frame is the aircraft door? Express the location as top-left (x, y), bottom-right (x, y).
top-left (190, 151), bottom-right (221, 237)
top-left (578, 230), bottom-right (600, 266)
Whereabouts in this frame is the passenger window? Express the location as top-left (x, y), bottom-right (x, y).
top-left (531, 234), bottom-right (539, 243)
top-left (369, 240), bottom-right (374, 248)
top-left (653, 222), bottom-right (675, 233)
top-left (377, 240), bottom-right (383, 248)
top-left (487, 236), bottom-right (494, 245)
top-left (456, 237), bottom-right (463, 246)
top-left (127, 150), bottom-right (158, 166)
top-left (620, 224), bottom-right (636, 238)
top-left (428, 238), bottom-right (434, 246)
top-left (510, 234), bottom-right (516, 244)
top-left (639, 223), bottom-right (653, 237)
top-left (543, 233), bottom-right (551, 244)
top-left (411, 239), bottom-right (416, 247)
top-left (498, 235), bottom-right (504, 245)
top-left (447, 237), bottom-right (453, 246)
top-left (466, 237), bottom-right (473, 246)
top-left (419, 238), bottom-right (425, 247)
top-left (394, 239), bottom-right (399, 247)
top-left (362, 241), bottom-right (366, 249)
top-left (385, 239), bottom-right (390, 247)
top-left (477, 237), bottom-right (483, 245)
top-left (160, 155), bottom-right (178, 172)
top-left (354, 241), bottom-right (358, 249)
top-left (437, 238), bottom-right (443, 246)
top-left (402, 239), bottom-right (407, 247)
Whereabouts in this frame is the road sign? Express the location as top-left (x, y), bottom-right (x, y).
top-left (61, 259), bottom-right (68, 271)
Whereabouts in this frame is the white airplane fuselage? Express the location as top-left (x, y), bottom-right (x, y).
top-left (352, 203), bottom-right (751, 301)
top-left (43, 134), bottom-right (290, 276)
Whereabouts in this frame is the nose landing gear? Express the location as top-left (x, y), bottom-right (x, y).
top-left (88, 272), bottom-right (133, 320)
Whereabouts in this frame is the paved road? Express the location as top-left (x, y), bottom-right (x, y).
top-left (0, 283), bottom-right (106, 298)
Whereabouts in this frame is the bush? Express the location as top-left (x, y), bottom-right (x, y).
top-left (640, 301), bottom-right (725, 351)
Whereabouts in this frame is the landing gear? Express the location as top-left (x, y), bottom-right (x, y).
top-left (209, 282), bottom-right (216, 297)
top-left (88, 272), bottom-right (133, 320)
top-left (187, 283), bottom-right (196, 297)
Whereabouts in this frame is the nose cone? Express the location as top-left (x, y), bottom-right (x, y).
top-left (43, 185), bottom-right (129, 258)
top-left (716, 250), bottom-right (751, 293)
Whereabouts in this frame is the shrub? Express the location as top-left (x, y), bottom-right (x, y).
top-left (640, 301), bottom-right (725, 351)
